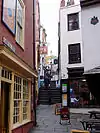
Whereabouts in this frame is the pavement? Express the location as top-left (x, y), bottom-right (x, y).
top-left (29, 105), bottom-right (97, 133)
top-left (70, 108), bottom-right (100, 114)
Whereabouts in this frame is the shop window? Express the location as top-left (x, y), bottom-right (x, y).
top-left (13, 76), bottom-right (21, 124)
top-left (16, 0), bottom-right (25, 49)
top-left (13, 75), bottom-right (30, 125)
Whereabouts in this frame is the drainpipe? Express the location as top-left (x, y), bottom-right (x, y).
top-left (33, 0), bottom-right (37, 126)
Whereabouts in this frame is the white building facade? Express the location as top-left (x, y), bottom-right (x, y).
top-left (58, 0), bottom-right (92, 107)
top-left (80, 0), bottom-right (100, 104)
top-left (81, 0), bottom-right (100, 72)
top-left (59, 4), bottom-right (84, 80)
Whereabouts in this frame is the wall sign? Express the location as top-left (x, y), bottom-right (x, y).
top-left (2, 0), bottom-right (16, 34)
top-left (91, 16), bottom-right (99, 25)
top-left (62, 84), bottom-right (67, 92)
top-left (62, 94), bottom-right (67, 106)
top-left (2, 37), bottom-right (16, 52)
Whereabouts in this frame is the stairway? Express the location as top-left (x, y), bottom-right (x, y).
top-left (38, 87), bottom-right (49, 105)
top-left (38, 81), bottom-right (61, 105)
top-left (50, 81), bottom-right (61, 104)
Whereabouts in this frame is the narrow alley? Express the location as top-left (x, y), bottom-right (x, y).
top-left (29, 105), bottom-right (90, 133)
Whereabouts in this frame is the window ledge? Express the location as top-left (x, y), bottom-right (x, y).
top-left (68, 28), bottom-right (80, 32)
top-left (12, 120), bottom-right (31, 130)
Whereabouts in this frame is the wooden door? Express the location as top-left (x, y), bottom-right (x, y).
top-left (1, 82), bottom-right (10, 133)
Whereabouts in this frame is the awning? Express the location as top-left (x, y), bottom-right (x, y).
top-left (0, 45), bottom-right (37, 78)
top-left (84, 66), bottom-right (100, 75)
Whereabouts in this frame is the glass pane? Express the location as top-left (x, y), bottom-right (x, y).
top-left (68, 13), bottom-right (79, 31)
top-left (1, 69), bottom-right (4, 77)
top-left (23, 107), bottom-right (27, 113)
top-left (13, 116), bottom-right (16, 124)
top-left (14, 92), bottom-right (16, 99)
top-left (14, 101), bottom-right (19, 107)
top-left (23, 101), bottom-right (27, 106)
top-left (23, 114), bottom-right (27, 120)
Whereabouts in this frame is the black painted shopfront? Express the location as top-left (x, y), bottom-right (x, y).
top-left (67, 67), bottom-right (98, 107)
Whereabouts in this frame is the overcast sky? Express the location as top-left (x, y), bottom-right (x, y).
top-left (39, 0), bottom-right (80, 56)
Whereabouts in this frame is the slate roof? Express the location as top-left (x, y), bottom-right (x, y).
top-left (80, 0), bottom-right (100, 7)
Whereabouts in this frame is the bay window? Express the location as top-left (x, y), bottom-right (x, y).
top-left (13, 75), bottom-right (30, 126)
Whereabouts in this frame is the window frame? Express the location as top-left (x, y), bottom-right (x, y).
top-left (13, 75), bottom-right (30, 128)
top-left (68, 43), bottom-right (81, 64)
top-left (67, 12), bottom-right (79, 31)
top-left (16, 0), bottom-right (25, 49)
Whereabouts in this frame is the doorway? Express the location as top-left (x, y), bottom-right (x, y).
top-left (1, 81), bottom-right (10, 133)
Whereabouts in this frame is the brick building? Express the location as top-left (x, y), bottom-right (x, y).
top-left (35, 0), bottom-right (40, 103)
top-left (0, 0), bottom-right (37, 133)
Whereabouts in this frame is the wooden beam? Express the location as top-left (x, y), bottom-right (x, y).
top-left (0, 66), bottom-right (2, 102)
top-left (0, 66), bottom-right (2, 133)
top-left (9, 72), bottom-right (14, 133)
top-left (1, 77), bottom-right (12, 84)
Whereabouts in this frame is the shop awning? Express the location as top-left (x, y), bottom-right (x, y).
top-left (0, 45), bottom-right (37, 78)
top-left (84, 66), bottom-right (100, 75)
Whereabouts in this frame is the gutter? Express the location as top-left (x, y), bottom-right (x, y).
top-left (33, 0), bottom-right (37, 126)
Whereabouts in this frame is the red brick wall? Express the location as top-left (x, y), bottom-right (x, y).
top-left (36, 0), bottom-right (40, 42)
top-left (12, 122), bottom-right (34, 133)
top-left (0, 0), bottom-right (34, 68)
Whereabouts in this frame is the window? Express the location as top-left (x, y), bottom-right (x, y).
top-left (16, 0), bottom-right (25, 48)
top-left (68, 43), bottom-right (81, 64)
top-left (68, 13), bottom-right (79, 31)
top-left (13, 76), bottom-right (21, 124)
top-left (23, 80), bottom-right (29, 120)
top-left (1, 67), bottom-right (12, 80)
top-left (13, 75), bottom-right (30, 125)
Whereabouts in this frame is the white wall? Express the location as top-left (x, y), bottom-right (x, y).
top-left (81, 4), bottom-right (100, 71)
top-left (60, 4), bottom-right (83, 79)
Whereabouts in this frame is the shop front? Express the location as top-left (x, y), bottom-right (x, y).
top-left (84, 67), bottom-right (100, 105)
top-left (0, 45), bottom-right (37, 133)
top-left (67, 67), bottom-right (96, 108)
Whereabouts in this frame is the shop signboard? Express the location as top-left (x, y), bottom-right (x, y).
top-left (2, 0), bottom-right (16, 34)
top-left (60, 107), bottom-right (69, 120)
top-left (40, 46), bottom-right (48, 55)
top-left (62, 94), bottom-right (67, 106)
top-left (71, 130), bottom-right (90, 133)
top-left (62, 84), bottom-right (67, 93)
top-left (2, 37), bottom-right (16, 52)
top-left (60, 80), bottom-right (70, 124)
top-left (55, 103), bottom-right (61, 115)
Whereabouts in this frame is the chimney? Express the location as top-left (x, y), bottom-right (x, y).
top-left (60, 0), bottom-right (65, 7)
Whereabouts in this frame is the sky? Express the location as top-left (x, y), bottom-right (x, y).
top-left (39, 0), bottom-right (80, 56)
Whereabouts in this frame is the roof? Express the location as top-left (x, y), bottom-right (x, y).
top-left (84, 66), bottom-right (100, 75)
top-left (80, 0), bottom-right (100, 7)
